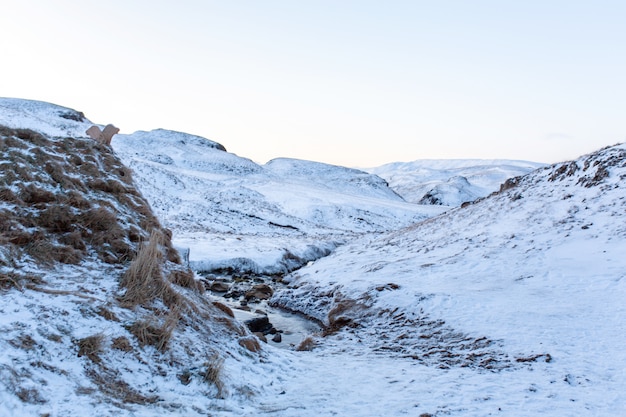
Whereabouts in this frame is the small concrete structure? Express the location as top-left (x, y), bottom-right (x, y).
top-left (86, 124), bottom-right (119, 145)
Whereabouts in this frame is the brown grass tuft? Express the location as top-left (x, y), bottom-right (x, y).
top-left (0, 271), bottom-right (43, 290)
top-left (128, 309), bottom-right (180, 351)
top-left (119, 230), bottom-right (168, 307)
top-left (77, 334), bottom-right (104, 363)
top-left (212, 301), bottom-right (235, 318)
top-left (238, 336), bottom-right (261, 353)
top-left (295, 335), bottom-right (317, 352)
top-left (111, 336), bottom-right (133, 352)
top-left (85, 367), bottom-right (158, 405)
top-left (201, 354), bottom-right (225, 397)
top-left (168, 268), bottom-right (197, 289)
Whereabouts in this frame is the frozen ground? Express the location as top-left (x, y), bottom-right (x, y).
top-left (1, 98), bottom-right (624, 416)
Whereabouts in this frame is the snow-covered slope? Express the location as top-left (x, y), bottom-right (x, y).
top-left (368, 159), bottom-right (544, 206)
top-left (0, 102), bottom-right (281, 416)
top-left (112, 131), bottom-right (444, 274)
top-left (0, 98), bottom-right (95, 138)
top-left (274, 145), bottom-right (626, 415)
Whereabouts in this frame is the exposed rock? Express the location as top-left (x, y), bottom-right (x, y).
top-left (209, 281), bottom-right (230, 292)
top-left (245, 284), bottom-right (274, 300)
top-left (272, 333), bottom-right (282, 343)
top-left (244, 316), bottom-right (273, 334)
top-left (253, 332), bottom-right (267, 343)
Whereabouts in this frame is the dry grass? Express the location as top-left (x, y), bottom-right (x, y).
top-left (119, 230), bottom-right (166, 307)
top-left (238, 336), bottom-right (261, 353)
top-left (168, 268), bottom-right (198, 290)
top-left (212, 301), bottom-right (235, 318)
top-left (0, 271), bottom-right (43, 290)
top-left (111, 336), bottom-right (133, 353)
top-left (127, 308), bottom-right (180, 351)
top-left (85, 366), bottom-right (158, 405)
top-left (76, 334), bottom-right (104, 363)
top-left (201, 354), bottom-right (225, 397)
top-left (295, 335), bottom-right (317, 352)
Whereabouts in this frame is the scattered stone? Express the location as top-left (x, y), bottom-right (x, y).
top-left (244, 316), bottom-right (273, 334)
top-left (254, 332), bottom-right (267, 343)
top-left (272, 333), bottom-right (282, 343)
top-left (245, 283), bottom-right (274, 300)
top-left (209, 281), bottom-right (230, 292)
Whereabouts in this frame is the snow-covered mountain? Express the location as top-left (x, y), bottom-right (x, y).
top-left (368, 159), bottom-right (544, 206)
top-left (2, 98), bottom-right (624, 416)
top-left (112, 130), bottom-right (444, 274)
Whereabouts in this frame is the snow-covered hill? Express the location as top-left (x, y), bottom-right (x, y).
top-left (3, 98), bottom-right (624, 416)
top-left (367, 159), bottom-right (544, 206)
top-left (112, 130), bottom-right (444, 274)
top-left (0, 99), bottom-right (295, 416)
top-left (273, 144), bottom-right (626, 415)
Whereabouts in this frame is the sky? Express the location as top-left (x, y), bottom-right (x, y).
top-left (1, 0), bottom-right (625, 167)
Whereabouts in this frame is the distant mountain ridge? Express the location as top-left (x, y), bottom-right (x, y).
top-left (367, 158), bottom-right (544, 206)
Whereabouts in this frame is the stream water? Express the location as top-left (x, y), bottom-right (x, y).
top-left (202, 274), bottom-right (321, 350)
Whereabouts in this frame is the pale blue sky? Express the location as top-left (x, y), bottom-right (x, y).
top-left (2, 0), bottom-right (625, 166)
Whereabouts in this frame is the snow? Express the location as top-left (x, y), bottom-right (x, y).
top-left (111, 129), bottom-right (444, 274)
top-left (367, 159), bottom-right (544, 206)
top-left (2, 98), bottom-right (625, 416)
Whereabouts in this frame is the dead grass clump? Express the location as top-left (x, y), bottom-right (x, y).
top-left (1, 134), bottom-right (28, 150)
top-left (168, 268), bottom-right (196, 289)
top-left (77, 334), bottom-right (104, 363)
top-left (295, 335), bottom-right (317, 352)
top-left (85, 367), bottom-right (158, 405)
top-left (20, 184), bottom-right (57, 205)
top-left (44, 160), bottom-right (82, 190)
top-left (128, 309), bottom-right (180, 351)
top-left (16, 387), bottom-right (46, 404)
top-left (8, 334), bottom-right (37, 350)
top-left (238, 336), bottom-right (261, 353)
top-left (212, 301), bottom-right (235, 318)
top-left (39, 204), bottom-right (76, 233)
top-left (59, 230), bottom-right (87, 251)
top-left (81, 206), bottom-right (118, 232)
top-left (88, 178), bottom-right (128, 195)
top-left (96, 305), bottom-right (119, 322)
top-left (0, 271), bottom-right (43, 290)
top-left (15, 128), bottom-right (50, 147)
top-left (111, 336), bottom-right (133, 352)
top-left (201, 354), bottom-right (225, 397)
top-left (117, 166), bottom-right (133, 184)
top-left (66, 190), bottom-right (92, 209)
top-left (27, 241), bottom-right (83, 265)
top-left (0, 187), bottom-right (20, 203)
top-left (119, 231), bottom-right (165, 307)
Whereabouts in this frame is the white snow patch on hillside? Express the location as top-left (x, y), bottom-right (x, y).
top-left (0, 97), bottom-right (95, 137)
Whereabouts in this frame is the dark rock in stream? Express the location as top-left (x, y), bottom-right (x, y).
top-left (272, 333), bottom-right (282, 343)
top-left (245, 284), bottom-right (274, 301)
top-left (209, 281), bottom-right (230, 292)
top-left (245, 316), bottom-right (273, 334)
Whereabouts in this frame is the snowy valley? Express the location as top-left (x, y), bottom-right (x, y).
top-left (1, 98), bottom-right (624, 416)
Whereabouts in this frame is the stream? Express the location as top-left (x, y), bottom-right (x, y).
top-left (201, 273), bottom-right (321, 350)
